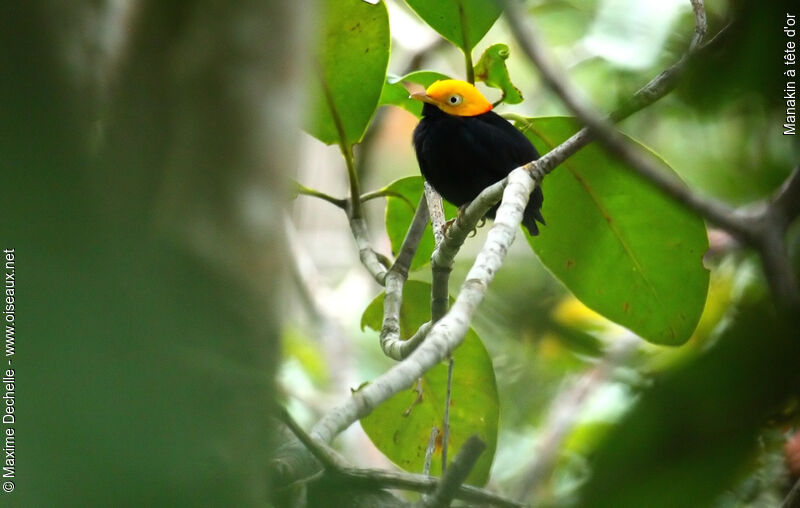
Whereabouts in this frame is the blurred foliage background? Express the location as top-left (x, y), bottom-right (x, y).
top-left (1, 0), bottom-right (798, 507)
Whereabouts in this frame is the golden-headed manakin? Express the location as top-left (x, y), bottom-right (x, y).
top-left (411, 79), bottom-right (544, 235)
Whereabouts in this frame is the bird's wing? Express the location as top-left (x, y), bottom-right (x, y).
top-left (459, 112), bottom-right (540, 180)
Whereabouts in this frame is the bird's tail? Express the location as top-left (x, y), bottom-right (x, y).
top-left (521, 186), bottom-right (545, 236)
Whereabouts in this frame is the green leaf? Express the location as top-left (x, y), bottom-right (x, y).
top-left (405, 0), bottom-right (502, 53)
top-left (474, 43), bottom-right (523, 105)
top-left (305, 0), bottom-right (390, 146)
top-left (379, 71), bottom-right (451, 118)
top-left (383, 176), bottom-right (457, 271)
top-left (518, 117), bottom-right (709, 346)
top-left (360, 280), bottom-right (499, 486)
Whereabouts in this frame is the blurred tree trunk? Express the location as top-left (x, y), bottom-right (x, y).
top-left (0, 0), bottom-right (307, 505)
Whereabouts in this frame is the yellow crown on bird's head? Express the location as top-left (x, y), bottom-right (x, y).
top-left (411, 79), bottom-right (493, 117)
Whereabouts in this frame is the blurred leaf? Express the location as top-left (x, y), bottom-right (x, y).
top-left (678, 0), bottom-right (796, 113)
top-left (305, 0), bottom-right (390, 146)
top-left (383, 176), bottom-right (457, 271)
top-left (380, 70), bottom-right (451, 117)
top-left (405, 0), bottom-right (502, 53)
top-left (282, 326), bottom-right (329, 386)
top-left (519, 117), bottom-right (709, 346)
top-left (360, 281), bottom-right (499, 485)
top-left (579, 298), bottom-right (800, 508)
top-left (474, 43), bottom-right (524, 105)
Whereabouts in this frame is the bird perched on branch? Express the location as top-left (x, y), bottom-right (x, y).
top-left (411, 79), bottom-right (544, 235)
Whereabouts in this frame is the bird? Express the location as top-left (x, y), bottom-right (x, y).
top-left (411, 79), bottom-right (544, 235)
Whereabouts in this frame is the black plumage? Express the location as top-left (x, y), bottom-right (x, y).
top-left (413, 102), bottom-right (545, 235)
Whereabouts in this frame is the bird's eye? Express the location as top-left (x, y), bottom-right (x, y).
top-left (447, 94), bottom-right (463, 105)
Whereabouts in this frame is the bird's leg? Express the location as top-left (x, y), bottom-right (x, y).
top-left (443, 204), bottom-right (486, 237)
top-left (467, 217), bottom-right (487, 237)
top-left (442, 204), bottom-right (468, 235)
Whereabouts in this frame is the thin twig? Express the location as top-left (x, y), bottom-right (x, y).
top-left (339, 465), bottom-right (526, 508)
top-left (425, 182), bottom-right (451, 323)
top-left (311, 169), bottom-right (537, 444)
top-left (277, 405), bottom-right (522, 506)
top-left (349, 213), bottom-right (389, 285)
top-left (421, 435), bottom-right (487, 508)
top-left (360, 187), bottom-right (413, 205)
top-left (380, 197), bottom-right (432, 359)
top-left (502, 1), bottom-right (751, 239)
top-left (457, 3), bottom-right (474, 84)
top-left (294, 181), bottom-right (347, 209)
top-left (441, 357), bottom-right (455, 475)
top-left (504, 0), bottom-right (800, 306)
top-left (306, 0), bottom-right (732, 468)
top-left (276, 405), bottom-right (349, 471)
top-left (425, 182), bottom-right (447, 248)
top-left (770, 166), bottom-right (800, 227)
top-left (781, 477), bottom-right (800, 508)
top-left (423, 426), bottom-right (440, 476)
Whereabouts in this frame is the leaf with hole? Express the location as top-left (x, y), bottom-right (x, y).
top-left (474, 43), bottom-right (523, 105)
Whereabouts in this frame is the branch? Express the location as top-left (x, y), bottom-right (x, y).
top-left (781, 477), bottom-right (800, 508)
top-left (337, 466), bottom-right (525, 508)
top-left (380, 197), bottom-right (432, 359)
top-left (425, 182), bottom-right (452, 322)
top-left (440, 358), bottom-right (455, 475)
top-left (276, 405), bottom-right (349, 472)
top-left (349, 213), bottom-right (389, 285)
top-left (502, 1), bottom-right (752, 238)
top-left (294, 181), bottom-right (347, 210)
top-left (277, 406), bottom-right (524, 507)
top-left (304, 0), bottom-right (752, 494)
top-left (423, 426), bottom-right (440, 476)
top-left (310, 168), bottom-right (536, 444)
top-left (770, 165), bottom-right (800, 228)
top-left (759, 166), bottom-right (800, 307)
top-left (361, 187), bottom-right (415, 206)
top-left (504, 0), bottom-right (800, 307)
top-left (293, 182), bottom-right (389, 286)
top-left (424, 182), bottom-right (447, 245)
top-left (420, 435), bottom-right (487, 508)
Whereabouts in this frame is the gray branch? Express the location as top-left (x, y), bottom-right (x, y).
top-left (349, 213), bottom-right (389, 285)
top-left (277, 406), bottom-right (523, 507)
top-left (419, 435), bottom-right (487, 508)
top-left (380, 197), bottom-right (433, 359)
top-left (310, 169), bottom-right (537, 444)
top-left (781, 477), bottom-right (800, 508)
top-left (504, 0), bottom-right (800, 306)
top-left (307, 0), bottom-right (715, 451)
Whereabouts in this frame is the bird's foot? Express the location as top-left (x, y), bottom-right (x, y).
top-left (442, 218), bottom-right (456, 235)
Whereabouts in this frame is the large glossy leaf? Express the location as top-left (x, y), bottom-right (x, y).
top-left (519, 117), bottom-right (709, 346)
top-left (360, 281), bottom-right (499, 485)
top-left (384, 176), bottom-right (458, 271)
top-left (405, 0), bottom-right (501, 53)
top-left (305, 0), bottom-right (390, 146)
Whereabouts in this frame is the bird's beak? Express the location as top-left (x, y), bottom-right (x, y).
top-left (409, 91), bottom-right (441, 106)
